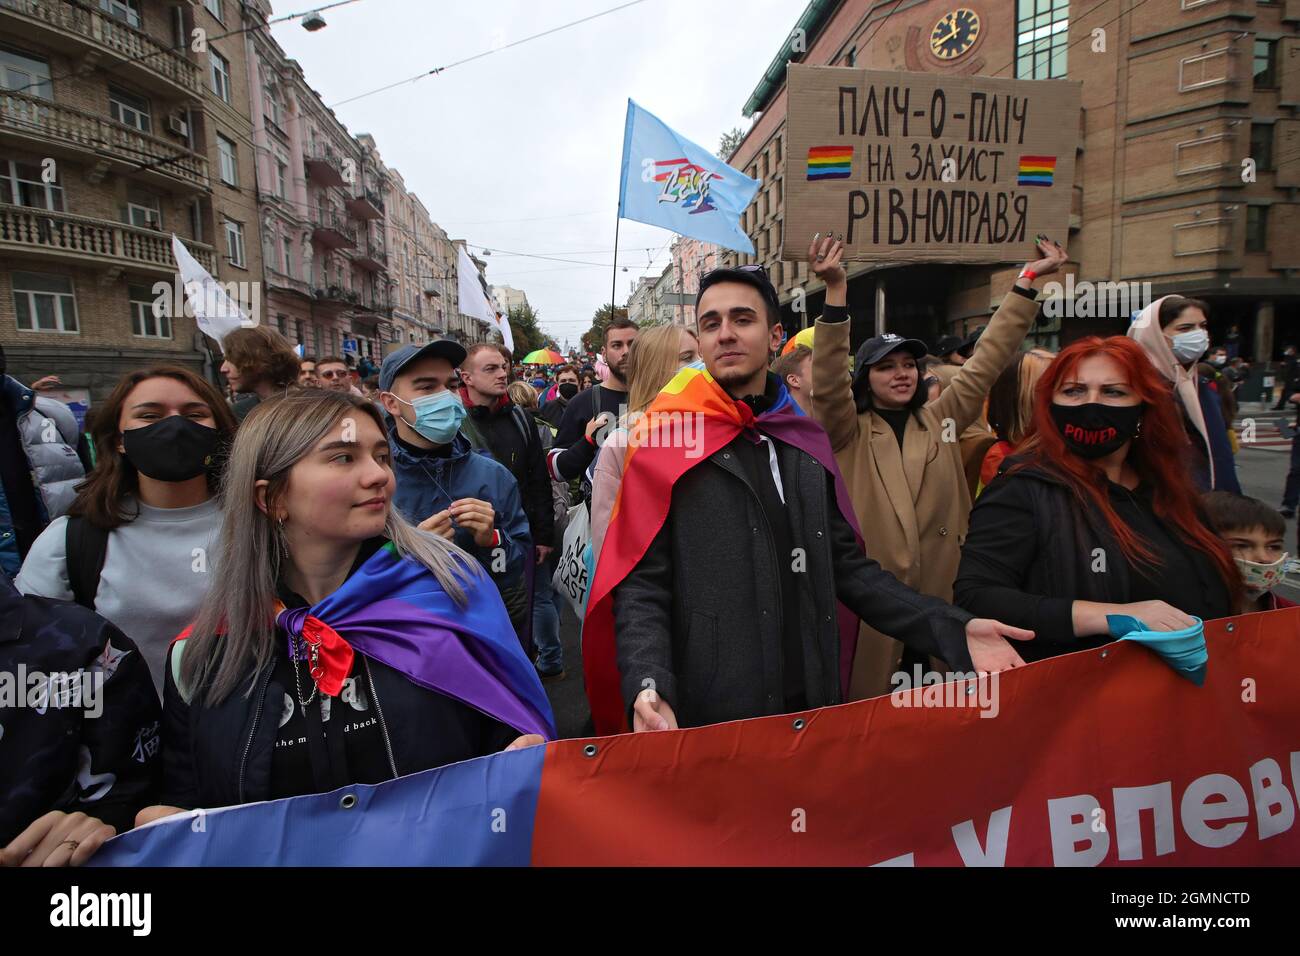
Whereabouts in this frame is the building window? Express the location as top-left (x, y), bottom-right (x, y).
top-left (209, 49), bottom-right (232, 104)
top-left (275, 157), bottom-right (288, 198)
top-left (217, 133), bottom-right (238, 186)
top-left (0, 158), bottom-right (64, 210)
top-left (99, 0), bottom-right (141, 29)
top-left (295, 318), bottom-right (305, 345)
top-left (129, 284), bottom-right (171, 338)
top-left (203, 0), bottom-right (223, 21)
top-left (108, 86), bottom-right (151, 133)
top-left (125, 190), bottom-right (161, 229)
top-left (1254, 40), bottom-right (1278, 89)
top-left (1246, 206), bottom-right (1268, 253)
top-left (282, 237), bottom-right (294, 276)
top-left (13, 272), bottom-right (78, 333)
top-left (263, 79), bottom-right (284, 128)
top-left (1016, 0), bottom-right (1069, 80)
top-left (224, 219), bottom-right (246, 267)
top-left (1250, 123), bottom-right (1274, 171)
top-left (0, 46), bottom-right (53, 100)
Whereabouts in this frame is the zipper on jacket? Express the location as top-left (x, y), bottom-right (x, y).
top-left (364, 656), bottom-right (400, 780)
top-left (237, 666), bottom-right (276, 804)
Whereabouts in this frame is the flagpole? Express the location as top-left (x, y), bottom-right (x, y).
top-left (609, 215), bottom-right (621, 318)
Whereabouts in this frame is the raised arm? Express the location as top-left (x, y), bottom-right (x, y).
top-left (807, 236), bottom-right (860, 453)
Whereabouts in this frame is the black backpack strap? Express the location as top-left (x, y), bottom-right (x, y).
top-left (65, 514), bottom-right (109, 610)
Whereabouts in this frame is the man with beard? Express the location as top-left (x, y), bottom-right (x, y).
top-left (548, 317), bottom-right (639, 490)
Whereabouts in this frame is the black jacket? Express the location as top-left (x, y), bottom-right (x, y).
top-left (954, 462), bottom-right (1233, 658)
top-left (613, 429), bottom-right (974, 728)
top-left (538, 398), bottom-right (568, 430)
top-left (462, 394), bottom-right (556, 549)
top-left (161, 541), bottom-right (519, 809)
top-left (0, 573), bottom-right (161, 843)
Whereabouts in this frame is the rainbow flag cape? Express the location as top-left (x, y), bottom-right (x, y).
top-left (275, 541), bottom-right (555, 740)
top-left (583, 367), bottom-right (865, 734)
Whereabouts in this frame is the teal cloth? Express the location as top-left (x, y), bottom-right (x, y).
top-left (1107, 614), bottom-right (1207, 686)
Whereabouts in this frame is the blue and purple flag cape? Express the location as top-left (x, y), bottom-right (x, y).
top-left (277, 541), bottom-right (555, 740)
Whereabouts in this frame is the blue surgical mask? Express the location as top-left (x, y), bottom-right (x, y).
top-left (392, 390), bottom-right (465, 445)
top-left (1170, 328), bottom-right (1209, 364)
top-left (683, 359), bottom-right (706, 373)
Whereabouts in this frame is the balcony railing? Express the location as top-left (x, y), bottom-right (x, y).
top-left (0, 203), bottom-right (215, 273)
top-left (313, 284), bottom-right (359, 306)
top-left (0, 0), bottom-right (202, 97)
top-left (311, 211), bottom-right (356, 249)
top-left (352, 242), bottom-right (387, 272)
top-left (0, 90), bottom-right (209, 190)
top-left (303, 148), bottom-right (349, 188)
top-left (345, 189), bottom-right (384, 220)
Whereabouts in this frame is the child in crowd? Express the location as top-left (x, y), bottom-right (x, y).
top-left (1201, 491), bottom-right (1295, 612)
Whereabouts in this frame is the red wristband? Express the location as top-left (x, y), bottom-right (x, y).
top-left (1019, 269), bottom-right (1037, 282)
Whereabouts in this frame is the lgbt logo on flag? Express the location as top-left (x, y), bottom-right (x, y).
top-left (807, 145), bottom-right (853, 180)
top-left (1018, 155), bottom-right (1057, 187)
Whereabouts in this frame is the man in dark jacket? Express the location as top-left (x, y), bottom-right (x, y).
top-left (613, 261), bottom-right (1034, 732)
top-left (379, 341), bottom-right (529, 590)
top-left (539, 365), bottom-right (580, 429)
top-left (0, 571), bottom-right (161, 857)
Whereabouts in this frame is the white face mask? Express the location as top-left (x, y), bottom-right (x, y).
top-left (1170, 328), bottom-right (1209, 364)
top-left (1237, 552), bottom-right (1289, 599)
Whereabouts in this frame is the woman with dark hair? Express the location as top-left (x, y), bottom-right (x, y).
top-left (1127, 296), bottom-right (1240, 492)
top-left (954, 337), bottom-right (1239, 658)
top-left (16, 366), bottom-right (235, 692)
top-left (980, 348), bottom-right (1056, 491)
top-left (810, 234), bottom-right (1067, 699)
top-left (219, 325), bottom-right (300, 421)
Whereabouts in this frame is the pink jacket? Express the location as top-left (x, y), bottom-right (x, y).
top-left (589, 428), bottom-right (631, 566)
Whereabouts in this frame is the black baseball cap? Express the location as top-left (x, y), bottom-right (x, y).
top-left (379, 339), bottom-right (467, 392)
top-left (935, 335), bottom-right (964, 357)
top-left (696, 264), bottom-right (781, 318)
top-left (958, 326), bottom-right (985, 355)
top-left (855, 332), bottom-right (928, 369)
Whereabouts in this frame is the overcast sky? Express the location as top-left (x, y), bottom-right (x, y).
top-left (270, 0), bottom-right (807, 348)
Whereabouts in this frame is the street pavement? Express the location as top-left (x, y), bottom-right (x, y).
top-left (540, 402), bottom-right (1300, 738)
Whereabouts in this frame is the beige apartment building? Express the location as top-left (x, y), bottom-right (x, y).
top-left (724, 0), bottom-right (1300, 358)
top-left (0, 0), bottom-right (265, 401)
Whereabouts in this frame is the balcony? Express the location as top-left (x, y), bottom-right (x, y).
top-left (0, 203), bottom-right (215, 274)
top-left (345, 189), bottom-right (384, 220)
top-left (352, 242), bottom-right (387, 272)
top-left (0, 0), bottom-right (202, 100)
top-left (311, 211), bottom-right (355, 249)
top-left (0, 90), bottom-right (209, 192)
top-left (312, 285), bottom-right (359, 310)
top-left (303, 148), bottom-right (348, 188)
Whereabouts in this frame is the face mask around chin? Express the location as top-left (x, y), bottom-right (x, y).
top-left (1236, 552), bottom-right (1288, 597)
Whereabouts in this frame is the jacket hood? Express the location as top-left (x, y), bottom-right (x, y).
top-left (459, 386), bottom-right (510, 417)
top-left (0, 374), bottom-right (33, 414)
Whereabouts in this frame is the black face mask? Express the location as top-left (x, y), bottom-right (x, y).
top-left (558, 382), bottom-right (578, 400)
top-left (123, 416), bottom-right (220, 482)
top-left (1050, 402), bottom-right (1142, 459)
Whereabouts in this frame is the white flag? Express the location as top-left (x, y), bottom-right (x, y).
top-left (457, 244), bottom-right (514, 352)
top-left (172, 235), bottom-right (247, 350)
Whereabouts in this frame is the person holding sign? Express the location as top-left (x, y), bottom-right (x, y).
top-left (809, 234), bottom-right (1066, 701)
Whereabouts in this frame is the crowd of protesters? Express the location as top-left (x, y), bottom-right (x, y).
top-left (1, 228), bottom-right (1297, 865)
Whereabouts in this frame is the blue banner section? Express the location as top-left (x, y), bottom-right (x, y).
top-left (617, 99), bottom-right (759, 253)
top-left (90, 744), bottom-right (546, 866)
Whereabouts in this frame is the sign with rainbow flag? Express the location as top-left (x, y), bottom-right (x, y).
top-left (784, 65), bottom-right (1080, 264)
top-left (91, 608), bottom-right (1300, 866)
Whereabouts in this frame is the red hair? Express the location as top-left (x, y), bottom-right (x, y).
top-left (1010, 336), bottom-right (1238, 598)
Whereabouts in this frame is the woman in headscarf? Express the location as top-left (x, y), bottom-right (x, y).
top-left (1126, 296), bottom-right (1240, 492)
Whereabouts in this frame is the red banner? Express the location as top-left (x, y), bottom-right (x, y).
top-left (533, 609), bottom-right (1300, 865)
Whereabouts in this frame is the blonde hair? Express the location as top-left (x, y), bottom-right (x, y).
top-left (508, 380), bottom-right (539, 409)
top-left (181, 390), bottom-right (481, 706)
top-left (627, 325), bottom-right (698, 416)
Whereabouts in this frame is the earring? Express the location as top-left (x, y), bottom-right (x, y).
top-left (1134, 419), bottom-right (1142, 438)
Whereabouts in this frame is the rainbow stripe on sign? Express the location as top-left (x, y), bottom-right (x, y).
top-left (1018, 155), bottom-right (1057, 187)
top-left (807, 145), bottom-right (853, 180)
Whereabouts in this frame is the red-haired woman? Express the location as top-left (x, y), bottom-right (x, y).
top-left (954, 336), bottom-right (1239, 659)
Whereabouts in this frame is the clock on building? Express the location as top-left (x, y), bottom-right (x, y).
top-left (929, 8), bottom-right (981, 61)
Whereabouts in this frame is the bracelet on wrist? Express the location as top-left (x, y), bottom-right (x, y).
top-left (1018, 269), bottom-right (1037, 283)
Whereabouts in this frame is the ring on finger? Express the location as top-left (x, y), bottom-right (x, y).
top-left (59, 839), bottom-right (80, 850)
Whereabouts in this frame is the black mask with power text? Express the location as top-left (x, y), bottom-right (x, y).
top-left (1049, 401), bottom-right (1142, 459)
top-left (558, 382), bottom-right (579, 400)
top-left (122, 415), bottom-right (220, 482)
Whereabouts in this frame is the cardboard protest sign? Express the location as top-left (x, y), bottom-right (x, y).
top-left (783, 65), bottom-right (1081, 264)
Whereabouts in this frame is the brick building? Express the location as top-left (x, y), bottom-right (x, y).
top-left (724, 0), bottom-right (1300, 358)
top-left (0, 0), bottom-right (256, 400)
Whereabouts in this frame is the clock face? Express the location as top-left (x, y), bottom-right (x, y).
top-left (930, 8), bottom-right (980, 61)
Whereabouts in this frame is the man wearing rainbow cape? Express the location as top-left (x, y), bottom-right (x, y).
top-left (583, 264), bottom-right (1035, 735)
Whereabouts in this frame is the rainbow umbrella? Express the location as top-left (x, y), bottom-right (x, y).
top-left (780, 327), bottom-right (815, 356)
top-left (522, 348), bottom-right (564, 365)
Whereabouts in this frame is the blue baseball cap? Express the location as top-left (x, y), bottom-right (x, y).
top-left (379, 339), bottom-right (467, 393)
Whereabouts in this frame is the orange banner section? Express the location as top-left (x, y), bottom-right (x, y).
top-left (534, 609), bottom-right (1300, 865)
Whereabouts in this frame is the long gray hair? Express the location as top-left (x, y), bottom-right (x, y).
top-left (181, 390), bottom-right (482, 706)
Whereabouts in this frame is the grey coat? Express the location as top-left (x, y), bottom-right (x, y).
top-left (613, 432), bottom-right (975, 728)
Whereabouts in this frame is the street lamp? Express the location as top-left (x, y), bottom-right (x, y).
top-left (301, 10), bottom-right (327, 30)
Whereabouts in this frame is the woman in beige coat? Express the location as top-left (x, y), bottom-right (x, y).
top-left (809, 234), bottom-right (1067, 699)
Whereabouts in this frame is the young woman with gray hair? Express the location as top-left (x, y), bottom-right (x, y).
top-left (119, 390), bottom-right (555, 836)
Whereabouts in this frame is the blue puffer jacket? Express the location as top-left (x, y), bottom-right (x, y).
top-left (388, 429), bottom-right (529, 588)
top-left (0, 375), bottom-right (85, 577)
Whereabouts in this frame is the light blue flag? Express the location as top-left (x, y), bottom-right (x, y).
top-left (617, 99), bottom-right (760, 254)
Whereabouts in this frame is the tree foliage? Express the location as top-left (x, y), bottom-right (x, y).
top-left (582, 304), bottom-right (628, 354)
top-left (506, 303), bottom-right (557, 361)
top-left (718, 127), bottom-right (746, 161)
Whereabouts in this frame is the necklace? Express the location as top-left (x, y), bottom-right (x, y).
top-left (288, 634), bottom-right (318, 709)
